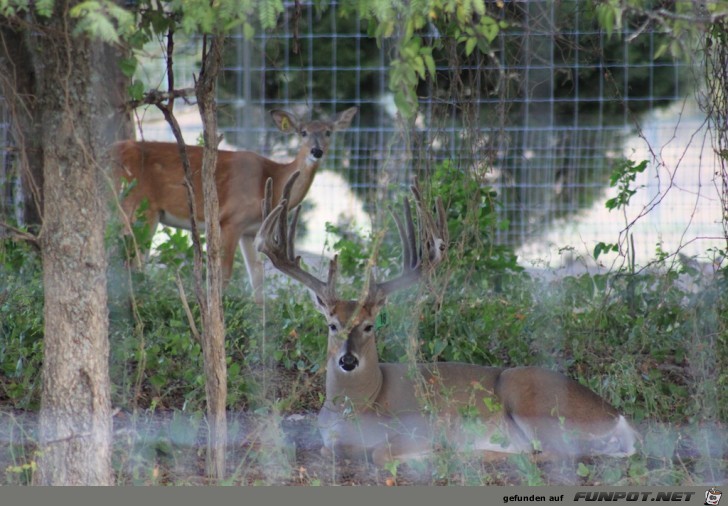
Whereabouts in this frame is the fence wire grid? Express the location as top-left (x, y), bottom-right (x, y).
top-left (1, 1), bottom-right (724, 269)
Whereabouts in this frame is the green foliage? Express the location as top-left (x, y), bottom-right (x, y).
top-left (605, 159), bottom-right (648, 212)
top-left (0, 0), bottom-right (52, 17)
top-left (592, 158), bottom-right (648, 261)
top-left (597, 1), bottom-right (714, 59)
top-left (324, 222), bottom-right (371, 280)
top-left (0, 241), bottom-right (44, 409)
top-left (595, 0), bottom-right (622, 40)
top-left (345, 0), bottom-right (504, 118)
top-left (69, 0), bottom-right (135, 43)
top-left (371, 161), bottom-right (526, 365)
top-left (390, 36), bottom-right (437, 116)
top-left (594, 241), bottom-right (619, 261)
top-left (430, 160), bottom-right (520, 276)
top-left (268, 294), bottom-right (327, 374)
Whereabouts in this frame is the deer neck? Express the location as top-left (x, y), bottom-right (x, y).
top-left (280, 147), bottom-right (322, 208)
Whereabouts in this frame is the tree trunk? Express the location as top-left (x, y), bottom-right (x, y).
top-left (0, 18), bottom-right (132, 231)
top-left (196, 34), bottom-right (228, 481)
top-left (26, 2), bottom-right (130, 485)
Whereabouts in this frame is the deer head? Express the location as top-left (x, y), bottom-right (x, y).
top-left (255, 171), bottom-right (448, 382)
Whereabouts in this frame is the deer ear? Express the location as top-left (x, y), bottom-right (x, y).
top-left (271, 110), bottom-right (299, 133)
top-left (334, 106), bottom-right (358, 131)
top-left (367, 288), bottom-right (387, 313)
top-left (309, 290), bottom-right (329, 313)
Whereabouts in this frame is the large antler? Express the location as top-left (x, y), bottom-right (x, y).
top-left (254, 171), bottom-right (339, 305)
top-left (372, 178), bottom-right (449, 298)
top-left (256, 173), bottom-right (448, 304)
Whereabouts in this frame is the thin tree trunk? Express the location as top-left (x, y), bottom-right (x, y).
top-left (196, 33), bottom-right (228, 482)
top-left (152, 27), bottom-right (228, 480)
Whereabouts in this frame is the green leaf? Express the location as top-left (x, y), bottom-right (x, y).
top-left (128, 80), bottom-right (145, 101)
top-left (465, 37), bottom-right (477, 56)
top-left (654, 41), bottom-right (669, 60)
top-left (577, 462), bottom-right (590, 477)
top-left (413, 56), bottom-right (426, 80)
top-left (243, 22), bottom-right (255, 40)
top-left (393, 89), bottom-right (415, 119)
top-left (149, 10), bottom-right (171, 34)
top-left (594, 242), bottom-right (618, 260)
top-left (479, 16), bottom-right (499, 43)
top-left (119, 57), bottom-right (137, 78)
top-left (404, 19), bottom-right (415, 42)
top-left (69, 0), bottom-right (134, 42)
top-left (472, 0), bottom-right (485, 16)
top-left (259, 0), bottom-right (283, 31)
top-left (597, 5), bottom-right (612, 37)
top-left (35, 0), bottom-right (53, 17)
top-left (423, 52), bottom-right (436, 78)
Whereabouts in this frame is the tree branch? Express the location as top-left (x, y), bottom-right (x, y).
top-left (126, 87), bottom-right (196, 111)
top-left (0, 221), bottom-right (40, 247)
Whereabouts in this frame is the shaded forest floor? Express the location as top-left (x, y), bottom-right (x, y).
top-left (1, 405), bottom-right (725, 486)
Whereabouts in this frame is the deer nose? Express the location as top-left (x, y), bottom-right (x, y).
top-left (310, 147), bottom-right (324, 159)
top-left (339, 353), bottom-right (359, 372)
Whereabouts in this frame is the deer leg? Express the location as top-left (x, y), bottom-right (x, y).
top-left (239, 233), bottom-right (265, 304)
top-left (219, 222), bottom-right (243, 290)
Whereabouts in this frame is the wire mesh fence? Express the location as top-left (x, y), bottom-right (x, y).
top-left (213, 1), bottom-right (721, 267)
top-left (1, 0), bottom-right (724, 267)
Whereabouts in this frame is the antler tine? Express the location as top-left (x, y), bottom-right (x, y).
top-left (373, 179), bottom-right (449, 298)
top-left (435, 195), bottom-right (449, 258)
top-left (255, 171), bottom-right (338, 303)
top-left (261, 177), bottom-right (274, 221)
top-left (411, 178), bottom-right (448, 266)
top-left (287, 205), bottom-right (301, 262)
top-left (391, 197), bottom-right (417, 271)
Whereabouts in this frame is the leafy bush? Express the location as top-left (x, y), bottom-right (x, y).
top-left (0, 240), bottom-right (44, 409)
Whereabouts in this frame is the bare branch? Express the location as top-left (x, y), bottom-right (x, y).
top-left (0, 221), bottom-right (39, 246)
top-left (126, 88), bottom-right (196, 111)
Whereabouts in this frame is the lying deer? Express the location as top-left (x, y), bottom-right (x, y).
top-left (111, 106), bottom-right (357, 302)
top-left (255, 173), bottom-right (638, 467)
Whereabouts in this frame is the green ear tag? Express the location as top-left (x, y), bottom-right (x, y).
top-left (375, 310), bottom-right (388, 331)
top-left (280, 117), bottom-right (290, 131)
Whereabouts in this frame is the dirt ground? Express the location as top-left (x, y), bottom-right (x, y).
top-left (1, 405), bottom-right (724, 485)
top-left (0, 407), bottom-right (632, 486)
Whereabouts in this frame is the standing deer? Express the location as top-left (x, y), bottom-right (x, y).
top-left (255, 172), bottom-right (638, 467)
top-left (111, 106), bottom-right (357, 302)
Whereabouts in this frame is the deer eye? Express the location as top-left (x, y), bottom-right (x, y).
top-left (328, 324), bottom-right (338, 333)
top-left (301, 130), bottom-right (308, 137)
top-left (363, 324), bottom-right (374, 333)
top-left (325, 130), bottom-right (331, 137)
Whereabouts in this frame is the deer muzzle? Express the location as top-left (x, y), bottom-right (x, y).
top-left (338, 352), bottom-right (359, 372)
top-left (306, 146), bottom-right (325, 166)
